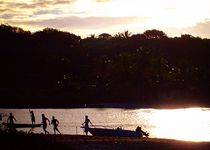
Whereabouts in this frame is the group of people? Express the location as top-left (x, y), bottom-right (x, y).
top-left (6, 113), bottom-right (91, 135)
top-left (5, 114), bottom-right (148, 136)
top-left (40, 113), bottom-right (61, 135)
top-left (7, 112), bottom-right (61, 135)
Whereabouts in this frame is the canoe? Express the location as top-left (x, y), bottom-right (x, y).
top-left (88, 127), bottom-right (148, 137)
top-left (2, 122), bottom-right (43, 128)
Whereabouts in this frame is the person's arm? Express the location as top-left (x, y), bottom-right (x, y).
top-left (14, 117), bottom-right (17, 122)
top-left (81, 121), bottom-right (84, 126)
top-left (57, 120), bottom-right (59, 125)
top-left (89, 120), bottom-right (92, 125)
top-left (47, 118), bottom-right (50, 125)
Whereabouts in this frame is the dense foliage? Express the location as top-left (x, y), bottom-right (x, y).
top-left (1, 24), bottom-right (210, 107)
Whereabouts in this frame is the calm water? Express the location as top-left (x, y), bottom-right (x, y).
top-left (1, 108), bottom-right (210, 142)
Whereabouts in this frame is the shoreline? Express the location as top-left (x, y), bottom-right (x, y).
top-left (1, 102), bottom-right (210, 109)
top-left (1, 133), bottom-right (210, 150)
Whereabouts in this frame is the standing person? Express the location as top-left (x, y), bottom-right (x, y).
top-left (7, 113), bottom-right (16, 125)
top-left (29, 110), bottom-right (36, 124)
top-left (51, 116), bottom-right (61, 135)
top-left (7, 113), bottom-right (17, 131)
top-left (82, 115), bottom-right (92, 136)
top-left (41, 114), bottom-right (50, 134)
top-left (136, 126), bottom-right (149, 137)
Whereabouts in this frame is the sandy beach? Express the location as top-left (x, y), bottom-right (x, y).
top-left (1, 133), bottom-right (210, 150)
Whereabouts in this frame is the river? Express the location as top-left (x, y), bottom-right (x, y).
top-left (1, 108), bottom-right (210, 142)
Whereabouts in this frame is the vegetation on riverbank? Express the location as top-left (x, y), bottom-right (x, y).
top-left (1, 24), bottom-right (210, 107)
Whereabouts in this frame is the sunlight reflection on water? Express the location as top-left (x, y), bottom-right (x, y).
top-left (1, 107), bottom-right (210, 142)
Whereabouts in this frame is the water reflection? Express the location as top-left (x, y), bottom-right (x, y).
top-left (143, 108), bottom-right (210, 141)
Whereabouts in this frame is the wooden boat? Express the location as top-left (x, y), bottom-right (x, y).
top-left (87, 127), bottom-right (149, 137)
top-left (2, 122), bottom-right (43, 128)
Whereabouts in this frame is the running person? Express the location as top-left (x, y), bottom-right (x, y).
top-left (51, 116), bottom-right (61, 135)
top-left (41, 114), bottom-right (50, 134)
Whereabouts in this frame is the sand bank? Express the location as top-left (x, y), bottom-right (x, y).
top-left (1, 133), bottom-right (210, 150)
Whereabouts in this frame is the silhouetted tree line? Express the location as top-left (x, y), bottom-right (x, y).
top-left (1, 24), bottom-right (210, 107)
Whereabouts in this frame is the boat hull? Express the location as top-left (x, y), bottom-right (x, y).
top-left (2, 122), bottom-right (43, 128)
top-left (88, 127), bottom-right (143, 137)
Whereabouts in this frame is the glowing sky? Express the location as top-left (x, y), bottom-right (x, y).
top-left (1, 0), bottom-right (210, 38)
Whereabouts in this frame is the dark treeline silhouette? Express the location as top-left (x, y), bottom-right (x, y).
top-left (1, 24), bottom-right (210, 108)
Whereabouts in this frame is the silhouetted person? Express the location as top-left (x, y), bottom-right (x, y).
top-left (82, 115), bottom-right (92, 135)
top-left (136, 126), bottom-right (149, 137)
top-left (51, 116), bottom-right (61, 135)
top-left (30, 110), bottom-right (35, 124)
top-left (41, 114), bottom-right (50, 134)
top-left (7, 113), bottom-right (17, 131)
top-left (7, 113), bottom-right (16, 125)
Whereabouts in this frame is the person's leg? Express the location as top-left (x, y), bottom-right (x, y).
top-left (54, 128), bottom-right (56, 135)
top-left (43, 125), bottom-right (49, 134)
top-left (56, 128), bottom-right (61, 134)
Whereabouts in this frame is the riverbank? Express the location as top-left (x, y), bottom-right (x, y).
top-left (1, 133), bottom-right (210, 150)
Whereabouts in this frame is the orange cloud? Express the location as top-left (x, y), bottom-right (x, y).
top-left (10, 16), bottom-right (141, 29)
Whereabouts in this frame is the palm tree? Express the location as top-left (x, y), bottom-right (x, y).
top-left (114, 31), bottom-right (132, 38)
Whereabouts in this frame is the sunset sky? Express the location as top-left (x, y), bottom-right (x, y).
top-left (1, 0), bottom-right (210, 38)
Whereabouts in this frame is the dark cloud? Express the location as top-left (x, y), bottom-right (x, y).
top-left (1, 14), bottom-right (13, 19)
top-left (185, 20), bottom-right (210, 38)
top-left (0, 0), bottom-right (75, 9)
top-left (0, 0), bottom-right (76, 21)
top-left (52, 0), bottom-right (76, 5)
top-left (33, 9), bottom-right (63, 15)
top-left (32, 0), bottom-right (76, 5)
top-left (0, 8), bottom-right (13, 13)
top-left (12, 16), bottom-right (140, 29)
top-left (0, 9), bottom-right (26, 20)
top-left (0, 1), bottom-right (47, 9)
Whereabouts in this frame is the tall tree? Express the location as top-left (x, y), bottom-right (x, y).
top-left (143, 29), bottom-right (168, 39)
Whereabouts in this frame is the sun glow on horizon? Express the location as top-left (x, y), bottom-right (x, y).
top-left (147, 108), bottom-right (210, 142)
top-left (1, 0), bottom-right (210, 37)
